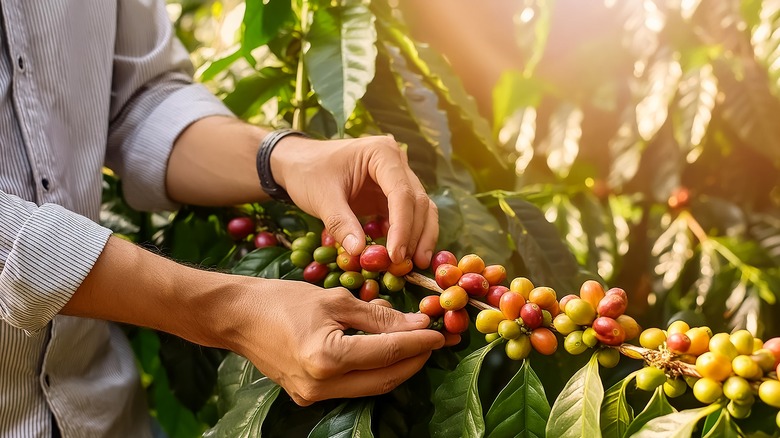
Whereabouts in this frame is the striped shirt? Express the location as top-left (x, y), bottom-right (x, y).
top-left (0, 1), bottom-right (232, 436)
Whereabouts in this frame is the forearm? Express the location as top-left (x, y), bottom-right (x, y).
top-left (61, 236), bottom-right (245, 349)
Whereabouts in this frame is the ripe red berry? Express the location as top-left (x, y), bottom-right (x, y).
top-left (363, 220), bottom-right (384, 240)
top-left (253, 231), bottom-right (278, 248)
top-left (486, 285), bottom-right (509, 308)
top-left (444, 309), bottom-right (469, 334)
top-left (520, 303), bottom-right (543, 329)
top-left (431, 250), bottom-right (458, 272)
top-left (359, 279), bottom-right (380, 301)
top-left (592, 317), bottom-right (626, 346)
top-left (303, 261), bottom-right (329, 283)
top-left (360, 245), bottom-right (391, 272)
top-left (320, 229), bottom-right (336, 247)
top-left (419, 295), bottom-right (446, 318)
top-left (435, 263), bottom-right (463, 289)
top-left (458, 273), bottom-right (489, 297)
top-left (227, 217), bottom-right (255, 240)
top-left (667, 332), bottom-right (692, 354)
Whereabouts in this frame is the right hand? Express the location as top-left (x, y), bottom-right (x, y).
top-left (222, 278), bottom-right (446, 406)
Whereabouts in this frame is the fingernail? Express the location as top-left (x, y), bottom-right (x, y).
top-left (344, 234), bottom-right (360, 254)
top-left (399, 245), bottom-right (407, 261)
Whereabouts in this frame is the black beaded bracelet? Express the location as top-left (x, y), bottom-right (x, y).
top-left (256, 129), bottom-right (310, 203)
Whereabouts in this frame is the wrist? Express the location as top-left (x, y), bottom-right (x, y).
top-left (268, 134), bottom-right (314, 191)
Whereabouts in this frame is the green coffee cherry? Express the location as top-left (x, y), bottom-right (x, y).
top-left (323, 272), bottom-right (342, 289)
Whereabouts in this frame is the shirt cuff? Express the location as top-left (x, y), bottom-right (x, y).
top-left (120, 83), bottom-right (235, 212)
top-left (0, 204), bottom-right (112, 334)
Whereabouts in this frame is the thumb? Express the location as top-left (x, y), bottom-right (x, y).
top-left (340, 299), bottom-right (431, 334)
top-left (319, 196), bottom-right (366, 255)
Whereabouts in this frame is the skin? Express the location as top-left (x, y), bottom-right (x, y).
top-left (62, 116), bottom-right (446, 405)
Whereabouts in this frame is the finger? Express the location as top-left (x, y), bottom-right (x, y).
top-left (443, 331), bottom-right (462, 347)
top-left (367, 140), bottom-right (416, 263)
top-left (298, 352), bottom-right (433, 403)
top-left (319, 195), bottom-right (366, 256)
top-left (337, 330), bottom-right (444, 371)
top-left (403, 167), bottom-right (430, 262)
top-left (369, 298), bottom-right (393, 308)
top-left (337, 297), bottom-right (430, 333)
top-left (412, 199), bottom-right (439, 269)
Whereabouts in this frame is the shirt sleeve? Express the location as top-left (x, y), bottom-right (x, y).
top-left (105, 0), bottom-right (235, 212)
top-left (0, 191), bottom-right (112, 334)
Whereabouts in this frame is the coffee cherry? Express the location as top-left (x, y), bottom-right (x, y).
top-left (640, 328), bottom-right (667, 350)
top-left (381, 272), bottom-right (405, 293)
top-left (320, 230), bottom-right (336, 247)
top-left (752, 337), bottom-right (763, 352)
top-left (530, 328), bottom-right (557, 355)
top-left (685, 327), bottom-right (710, 356)
top-left (751, 349), bottom-right (776, 372)
top-left (327, 262), bottom-right (340, 272)
top-left (458, 254), bottom-right (485, 274)
top-left (440, 286), bottom-right (469, 311)
top-left (564, 331), bottom-right (588, 355)
top-left (475, 309), bottom-right (505, 334)
top-left (592, 317), bottom-right (626, 346)
top-left (361, 269), bottom-right (380, 280)
top-left (499, 291), bottom-right (525, 320)
top-left (339, 271), bottom-right (364, 290)
top-left (486, 285), bottom-right (509, 308)
top-left (565, 299), bottom-right (597, 326)
top-left (693, 378), bottom-right (723, 404)
top-left (759, 380), bottom-right (780, 408)
top-left (732, 355), bottom-right (761, 379)
top-left (485, 332), bottom-right (501, 343)
top-left (499, 319), bottom-right (523, 340)
top-left (663, 378), bottom-right (687, 398)
top-left (579, 280), bottom-right (605, 310)
top-left (363, 219), bottom-right (384, 240)
top-left (597, 294), bottom-right (627, 319)
top-left (582, 328), bottom-right (599, 348)
top-left (435, 264), bottom-right (463, 289)
top-left (253, 231), bottom-right (278, 248)
top-left (696, 352), bottom-right (732, 381)
top-left (313, 246), bottom-right (338, 264)
top-left (529, 287), bottom-right (557, 310)
top-left (709, 333), bottom-right (738, 360)
top-left (387, 258), bottom-right (414, 277)
top-left (666, 333), bottom-right (692, 354)
top-left (667, 320), bottom-right (690, 335)
top-left (227, 217), bottom-right (255, 240)
top-left (303, 261), bottom-right (329, 283)
top-left (359, 279), bottom-right (380, 301)
top-left (541, 310), bottom-right (553, 327)
top-left (336, 252), bottom-right (361, 272)
top-left (558, 294), bottom-right (579, 313)
top-left (616, 315), bottom-right (640, 340)
top-left (605, 287), bottom-right (628, 301)
top-left (444, 309), bottom-right (469, 334)
top-left (723, 376), bottom-right (753, 403)
top-left (420, 295), bottom-right (446, 318)
top-left (323, 271), bottom-right (341, 288)
top-left (730, 330), bottom-right (755, 356)
top-left (763, 337), bottom-right (780, 367)
top-left (520, 303), bottom-right (543, 329)
top-left (291, 249), bottom-right (314, 268)
top-left (291, 232), bottom-right (320, 253)
top-left (553, 314), bottom-right (579, 335)
top-left (482, 265), bottom-right (507, 286)
top-left (458, 273), bottom-right (490, 297)
top-left (636, 367), bottom-right (667, 391)
top-left (509, 277), bottom-right (534, 299)
top-left (431, 250), bottom-right (458, 272)
top-left (360, 245), bottom-right (392, 272)
top-left (506, 336), bottom-right (532, 360)
top-left (598, 348), bottom-right (621, 368)
top-left (727, 400), bottom-right (751, 419)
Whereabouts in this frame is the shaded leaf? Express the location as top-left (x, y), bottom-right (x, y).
top-left (430, 341), bottom-right (501, 438)
top-left (203, 377), bottom-right (281, 437)
top-left (599, 373), bottom-right (635, 438)
top-left (498, 106), bottom-right (537, 175)
top-left (223, 68), bottom-right (292, 118)
top-left (200, 49), bottom-right (242, 82)
top-left (231, 246), bottom-right (290, 277)
top-left (673, 64), bottom-right (717, 162)
top-left (751, 0), bottom-right (780, 97)
top-left (628, 403), bottom-right (721, 438)
top-left (498, 196), bottom-right (581, 294)
top-left (650, 215), bottom-right (693, 290)
top-left (545, 353), bottom-right (604, 438)
top-left (608, 107), bottom-right (645, 187)
top-left (701, 408), bottom-right (741, 438)
top-left (243, 0), bottom-right (293, 53)
top-left (635, 49), bottom-right (682, 141)
top-left (538, 103), bottom-right (583, 178)
top-left (306, 1), bottom-right (377, 131)
top-left (217, 353), bottom-right (263, 416)
top-left (624, 387), bottom-right (677, 437)
top-left (308, 400), bottom-right (374, 438)
top-left (158, 334), bottom-right (223, 412)
top-left (484, 360), bottom-right (550, 438)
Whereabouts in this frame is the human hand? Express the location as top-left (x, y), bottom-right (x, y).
top-left (224, 278), bottom-right (445, 406)
top-left (270, 135), bottom-right (438, 268)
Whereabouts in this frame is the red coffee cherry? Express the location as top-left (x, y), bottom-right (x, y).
top-left (253, 231), bottom-right (278, 248)
top-left (227, 217), bottom-right (255, 240)
top-left (444, 309), bottom-right (470, 334)
top-left (458, 273), bottom-right (490, 297)
top-left (486, 285), bottom-right (509, 308)
top-left (360, 245), bottom-right (391, 272)
top-left (431, 250), bottom-right (458, 272)
top-left (435, 263), bottom-right (463, 289)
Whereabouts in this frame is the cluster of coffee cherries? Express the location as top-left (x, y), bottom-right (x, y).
top-left (636, 320), bottom-right (780, 421)
top-left (226, 216), bottom-right (279, 248)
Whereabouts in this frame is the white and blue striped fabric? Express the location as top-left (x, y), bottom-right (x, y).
top-left (0, 0), bottom-right (233, 436)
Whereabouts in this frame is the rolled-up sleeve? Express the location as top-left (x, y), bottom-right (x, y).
top-left (105, 0), bottom-right (234, 212)
top-left (0, 191), bottom-right (111, 334)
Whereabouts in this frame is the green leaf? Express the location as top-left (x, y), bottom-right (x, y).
top-left (628, 403), bottom-right (722, 438)
top-left (429, 188), bottom-right (464, 250)
top-left (545, 353), bottom-right (604, 438)
top-left (203, 377), bottom-right (282, 438)
top-left (538, 102), bottom-right (582, 179)
top-left (231, 246), bottom-right (290, 277)
top-left (216, 353), bottom-right (263, 416)
top-left (430, 188), bottom-right (511, 266)
top-left (305, 0), bottom-right (377, 132)
top-left (599, 373), bottom-right (635, 438)
top-left (223, 68), bottom-right (293, 118)
top-left (167, 212), bottom-right (234, 267)
top-left (200, 49), bottom-right (242, 82)
top-left (430, 341), bottom-right (501, 438)
top-left (672, 64), bottom-right (717, 160)
top-left (498, 196), bottom-right (581, 294)
top-left (624, 387), bottom-right (677, 437)
top-left (608, 107), bottom-right (645, 187)
top-left (243, 0), bottom-right (293, 53)
top-left (650, 215), bottom-right (693, 291)
top-left (307, 400), bottom-right (374, 438)
top-left (701, 408), bottom-right (741, 438)
top-left (158, 333), bottom-right (223, 412)
top-left (484, 360), bottom-right (550, 438)
top-left (634, 49), bottom-right (682, 142)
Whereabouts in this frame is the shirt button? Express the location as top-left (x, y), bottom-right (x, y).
top-left (41, 178), bottom-right (50, 190)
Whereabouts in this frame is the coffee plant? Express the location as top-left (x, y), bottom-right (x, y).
top-left (101, 0), bottom-right (780, 436)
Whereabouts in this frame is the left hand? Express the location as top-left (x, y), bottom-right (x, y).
top-left (271, 135), bottom-right (438, 268)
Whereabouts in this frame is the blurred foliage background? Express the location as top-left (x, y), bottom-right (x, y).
top-left (105, 0), bottom-right (780, 435)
